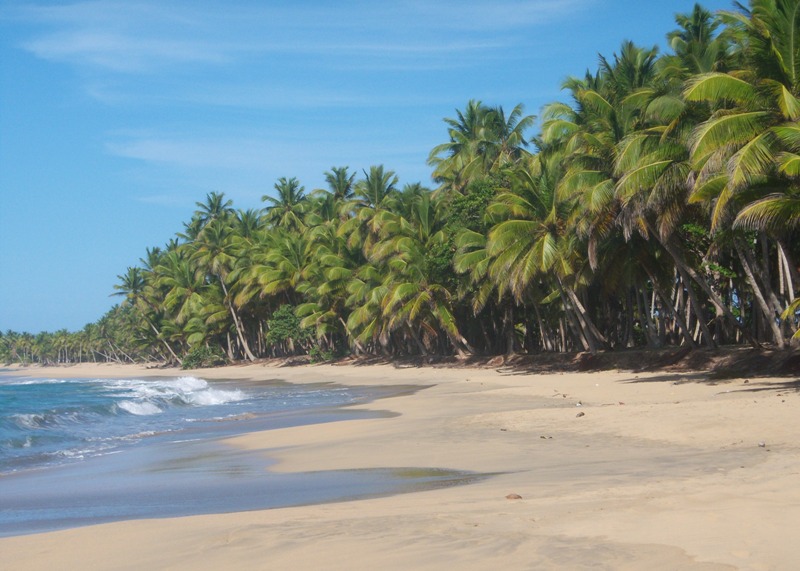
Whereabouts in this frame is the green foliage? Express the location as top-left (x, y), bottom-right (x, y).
top-left (308, 346), bottom-right (337, 362)
top-left (181, 346), bottom-right (228, 369)
top-left (267, 305), bottom-right (312, 346)
top-left (423, 238), bottom-right (457, 290)
top-left (446, 178), bottom-right (496, 233)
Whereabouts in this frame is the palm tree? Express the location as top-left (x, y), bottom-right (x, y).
top-left (372, 188), bottom-right (473, 356)
top-left (661, 3), bottom-right (731, 78)
top-left (428, 100), bottom-right (492, 191)
top-left (249, 229), bottom-right (310, 307)
top-left (191, 218), bottom-right (257, 360)
top-left (428, 101), bottom-right (535, 193)
top-left (113, 266), bottom-right (182, 363)
top-left (324, 166), bottom-right (356, 202)
top-left (194, 191), bottom-right (234, 229)
top-left (682, 0), bottom-right (800, 345)
top-left (339, 165), bottom-right (400, 253)
top-left (263, 177), bottom-right (308, 231)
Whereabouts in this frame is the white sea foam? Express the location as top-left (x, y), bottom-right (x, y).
top-left (11, 413), bottom-right (45, 429)
top-left (117, 400), bottom-right (162, 415)
top-left (185, 387), bottom-right (246, 406)
top-left (105, 376), bottom-right (245, 409)
top-left (5, 378), bottom-right (70, 385)
top-left (172, 376), bottom-right (209, 391)
top-left (105, 376), bottom-right (247, 415)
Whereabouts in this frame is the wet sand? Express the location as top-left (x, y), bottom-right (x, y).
top-left (1, 361), bottom-right (798, 570)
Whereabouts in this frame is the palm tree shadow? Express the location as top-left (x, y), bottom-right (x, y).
top-left (729, 379), bottom-right (800, 394)
top-left (618, 372), bottom-right (717, 384)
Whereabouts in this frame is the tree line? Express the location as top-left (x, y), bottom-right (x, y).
top-left (3, 0), bottom-right (800, 367)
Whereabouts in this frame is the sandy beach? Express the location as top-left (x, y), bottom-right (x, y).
top-left (1, 360), bottom-right (798, 570)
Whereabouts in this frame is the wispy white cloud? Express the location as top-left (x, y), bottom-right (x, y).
top-left (106, 136), bottom-right (274, 169)
top-left (24, 31), bottom-right (226, 72)
top-left (12, 0), bottom-right (591, 73)
top-left (14, 1), bottom-right (227, 71)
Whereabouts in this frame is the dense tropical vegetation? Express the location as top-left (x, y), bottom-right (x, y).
top-left (3, 0), bottom-right (800, 366)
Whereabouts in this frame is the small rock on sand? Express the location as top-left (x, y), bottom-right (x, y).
top-left (506, 493), bottom-right (523, 500)
top-left (576, 411), bottom-right (585, 418)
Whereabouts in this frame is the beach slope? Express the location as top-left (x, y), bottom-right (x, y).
top-left (1, 361), bottom-right (797, 570)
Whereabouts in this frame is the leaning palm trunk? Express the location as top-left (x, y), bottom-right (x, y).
top-left (735, 238), bottom-right (785, 348)
top-left (677, 264), bottom-right (717, 349)
top-left (218, 277), bottom-right (256, 361)
top-left (338, 317), bottom-right (366, 355)
top-left (443, 326), bottom-right (472, 357)
top-left (650, 223), bottom-right (759, 349)
top-left (531, 302), bottom-right (555, 351)
top-left (565, 286), bottom-right (608, 348)
top-left (777, 244), bottom-right (794, 302)
top-left (437, 314), bottom-right (472, 358)
top-left (636, 286), bottom-right (660, 348)
top-left (756, 235), bottom-right (787, 322)
top-left (777, 239), bottom-right (798, 303)
top-left (135, 296), bottom-right (183, 364)
top-left (556, 279), bottom-right (593, 352)
top-left (407, 326), bottom-right (428, 356)
top-left (646, 269), bottom-right (696, 349)
top-left (145, 320), bottom-right (182, 365)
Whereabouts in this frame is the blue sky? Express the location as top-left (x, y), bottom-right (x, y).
top-left (1, 0), bottom-right (733, 333)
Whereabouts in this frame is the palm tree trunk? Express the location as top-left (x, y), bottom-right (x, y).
top-left (565, 286), bottom-right (608, 347)
top-left (226, 332), bottom-right (234, 361)
top-left (556, 280), bottom-right (593, 352)
top-left (677, 265), bottom-right (717, 349)
top-left (735, 238), bottom-right (785, 347)
top-left (218, 277), bottom-right (256, 361)
top-left (652, 226), bottom-right (758, 348)
top-left (479, 320), bottom-right (493, 354)
top-left (646, 271), bottom-right (696, 349)
top-left (638, 286), bottom-right (659, 348)
top-left (756, 234), bottom-right (786, 320)
top-left (146, 320), bottom-right (182, 365)
top-left (407, 326), bottom-right (428, 356)
top-left (339, 317), bottom-right (366, 354)
top-left (531, 302), bottom-right (553, 351)
top-left (504, 305), bottom-right (515, 356)
top-left (777, 239), bottom-right (797, 302)
top-left (624, 289), bottom-right (635, 348)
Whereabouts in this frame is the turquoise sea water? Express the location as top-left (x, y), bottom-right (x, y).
top-left (0, 374), bottom-right (480, 537)
top-left (0, 375), bottom-right (371, 475)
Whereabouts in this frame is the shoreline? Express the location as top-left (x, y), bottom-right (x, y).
top-left (0, 369), bottom-right (452, 537)
top-left (2, 361), bottom-right (799, 569)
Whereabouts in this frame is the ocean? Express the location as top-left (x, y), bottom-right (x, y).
top-left (0, 374), bottom-right (379, 475)
top-left (0, 374), bottom-right (479, 536)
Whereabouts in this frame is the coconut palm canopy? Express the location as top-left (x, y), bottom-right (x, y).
top-left (3, 1), bottom-right (799, 366)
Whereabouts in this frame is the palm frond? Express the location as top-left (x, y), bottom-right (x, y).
top-left (684, 72), bottom-right (758, 104)
top-left (734, 193), bottom-right (800, 231)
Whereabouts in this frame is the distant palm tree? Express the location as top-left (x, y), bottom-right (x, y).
top-left (113, 266), bottom-right (182, 363)
top-left (191, 218), bottom-right (257, 361)
top-left (263, 177), bottom-right (308, 231)
top-left (194, 191), bottom-right (234, 228)
top-left (324, 166), bottom-right (356, 202)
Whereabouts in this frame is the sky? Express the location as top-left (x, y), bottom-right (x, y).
top-left (0, 0), bottom-right (734, 333)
